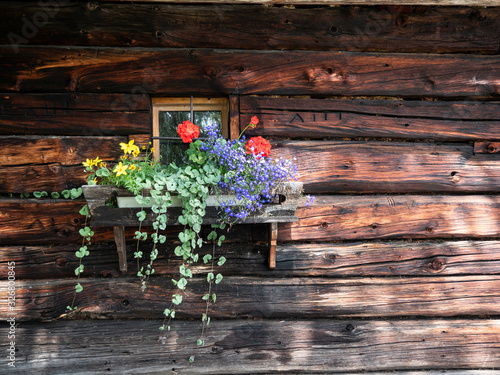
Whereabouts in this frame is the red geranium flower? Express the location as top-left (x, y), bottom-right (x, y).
top-left (245, 136), bottom-right (271, 158)
top-left (177, 121), bottom-right (200, 143)
top-left (250, 116), bottom-right (259, 128)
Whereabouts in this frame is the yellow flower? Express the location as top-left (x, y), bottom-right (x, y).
top-left (113, 162), bottom-right (128, 177)
top-left (142, 145), bottom-right (147, 150)
top-left (120, 140), bottom-right (137, 155)
top-left (82, 159), bottom-right (93, 168)
top-left (132, 146), bottom-right (140, 157)
top-left (93, 157), bottom-right (102, 166)
top-left (93, 178), bottom-right (98, 184)
top-left (99, 162), bottom-right (107, 168)
top-left (129, 164), bottom-right (136, 171)
top-left (150, 147), bottom-right (155, 153)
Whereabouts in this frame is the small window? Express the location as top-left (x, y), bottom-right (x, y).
top-left (152, 97), bottom-right (229, 165)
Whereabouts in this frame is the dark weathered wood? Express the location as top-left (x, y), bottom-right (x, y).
top-left (2, 3), bottom-right (499, 53)
top-left (2, 47), bottom-right (500, 97)
top-left (97, 0), bottom-right (500, 4)
top-left (0, 93), bottom-right (149, 135)
top-left (2, 319), bottom-right (500, 374)
top-left (0, 136), bottom-right (126, 166)
top-left (0, 164), bottom-right (86, 193)
top-left (241, 97), bottom-right (500, 140)
top-left (0, 198), bottom-right (88, 245)
top-left (3, 194), bottom-right (500, 245)
top-left (474, 141), bottom-right (500, 154)
top-left (2, 275), bottom-right (500, 320)
top-left (280, 195), bottom-right (500, 241)
top-left (2, 240), bottom-right (500, 279)
top-left (0, 93), bottom-right (150, 111)
top-left (272, 140), bottom-right (500, 193)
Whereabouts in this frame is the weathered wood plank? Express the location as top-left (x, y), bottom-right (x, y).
top-left (0, 93), bottom-right (150, 111)
top-left (2, 275), bottom-right (500, 321)
top-left (0, 136), bottom-right (125, 166)
top-left (281, 195), bottom-right (500, 241)
top-left (0, 93), bottom-right (149, 135)
top-left (2, 195), bottom-right (500, 245)
top-left (103, 0), bottom-right (500, 5)
top-left (0, 164), bottom-right (87, 193)
top-left (2, 240), bottom-right (500, 279)
top-left (2, 3), bottom-right (499, 53)
top-left (273, 141), bottom-right (500, 193)
top-left (2, 47), bottom-right (499, 97)
top-left (0, 198), bottom-right (88, 245)
top-left (2, 319), bottom-right (500, 374)
top-left (241, 97), bottom-right (500, 140)
top-left (474, 141), bottom-right (500, 154)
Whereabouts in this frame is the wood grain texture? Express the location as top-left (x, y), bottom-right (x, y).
top-left (2, 47), bottom-right (499, 97)
top-left (280, 195), bottom-right (500, 241)
top-left (240, 97), bottom-right (500, 140)
top-left (0, 93), bottom-right (149, 135)
top-left (0, 136), bottom-right (125, 166)
top-left (1, 319), bottom-right (500, 374)
top-left (2, 240), bottom-right (500, 279)
top-left (2, 275), bottom-right (500, 320)
top-left (273, 141), bottom-right (500, 193)
top-left (2, 195), bottom-right (500, 245)
top-left (0, 164), bottom-right (87, 193)
top-left (97, 0), bottom-right (500, 4)
top-left (2, 3), bottom-right (499, 53)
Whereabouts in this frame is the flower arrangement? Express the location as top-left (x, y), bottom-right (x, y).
top-left (73, 116), bottom-right (310, 354)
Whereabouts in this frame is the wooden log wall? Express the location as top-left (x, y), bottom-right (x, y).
top-left (1, 2), bottom-right (500, 374)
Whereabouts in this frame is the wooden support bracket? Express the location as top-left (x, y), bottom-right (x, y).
top-left (113, 226), bottom-right (127, 273)
top-left (268, 222), bottom-right (278, 269)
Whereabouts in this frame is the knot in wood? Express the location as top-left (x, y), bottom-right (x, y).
top-left (487, 143), bottom-right (497, 153)
top-left (428, 258), bottom-right (445, 272)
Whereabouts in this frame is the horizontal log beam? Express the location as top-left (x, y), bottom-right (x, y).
top-left (2, 275), bottom-right (500, 321)
top-left (280, 195), bottom-right (500, 241)
top-left (2, 319), bottom-right (500, 374)
top-left (0, 136), bottom-right (126, 166)
top-left (2, 47), bottom-right (499, 97)
top-left (241, 97), bottom-right (500, 140)
top-left (104, 1), bottom-right (500, 5)
top-left (2, 195), bottom-right (500, 245)
top-left (0, 93), bottom-right (150, 135)
top-left (2, 4), bottom-right (499, 53)
top-left (2, 240), bottom-right (500, 279)
top-left (273, 141), bottom-right (500, 193)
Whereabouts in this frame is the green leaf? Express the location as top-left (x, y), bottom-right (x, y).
top-left (207, 230), bottom-right (217, 241)
top-left (136, 211), bottom-right (147, 222)
top-left (196, 339), bottom-right (204, 347)
top-left (217, 256), bottom-right (226, 266)
top-left (61, 190), bottom-right (71, 199)
top-left (177, 278), bottom-right (187, 290)
top-left (207, 272), bottom-right (214, 283)
top-left (79, 204), bottom-right (90, 216)
top-left (172, 294), bottom-right (182, 305)
top-left (203, 254), bottom-right (212, 264)
top-left (212, 293), bottom-right (217, 303)
top-left (75, 283), bottom-right (83, 293)
top-left (51, 192), bottom-right (60, 199)
top-left (33, 191), bottom-right (48, 198)
top-left (70, 187), bottom-right (83, 199)
top-left (217, 235), bottom-right (226, 247)
top-left (202, 293), bottom-right (209, 301)
top-left (215, 273), bottom-right (223, 284)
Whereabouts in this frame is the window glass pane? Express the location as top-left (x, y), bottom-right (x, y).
top-left (158, 110), bottom-right (222, 165)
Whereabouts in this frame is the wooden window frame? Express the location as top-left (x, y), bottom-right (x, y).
top-left (151, 97), bottom-right (229, 161)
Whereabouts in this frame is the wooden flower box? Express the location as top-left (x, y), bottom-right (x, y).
top-left (82, 182), bottom-right (302, 271)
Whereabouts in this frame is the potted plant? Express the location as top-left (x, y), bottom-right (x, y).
top-left (72, 116), bottom-right (310, 351)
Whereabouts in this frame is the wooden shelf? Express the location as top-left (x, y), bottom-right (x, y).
top-left (82, 183), bottom-right (301, 271)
